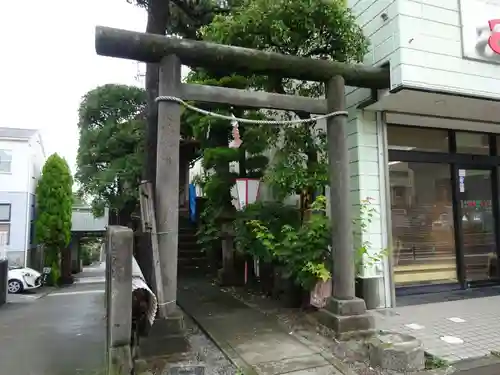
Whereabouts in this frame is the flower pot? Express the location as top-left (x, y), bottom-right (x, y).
top-left (281, 278), bottom-right (310, 308)
top-left (310, 279), bottom-right (332, 308)
top-left (355, 275), bottom-right (381, 310)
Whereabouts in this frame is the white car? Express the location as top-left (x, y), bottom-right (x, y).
top-left (7, 266), bottom-right (42, 294)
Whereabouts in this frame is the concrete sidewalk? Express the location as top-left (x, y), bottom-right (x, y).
top-left (178, 280), bottom-right (342, 375)
top-left (178, 280), bottom-right (500, 375)
top-left (375, 294), bottom-right (500, 363)
top-left (0, 266), bottom-right (106, 375)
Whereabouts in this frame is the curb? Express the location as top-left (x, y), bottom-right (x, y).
top-left (37, 286), bottom-right (57, 298)
top-left (176, 300), bottom-right (258, 375)
top-left (7, 286), bottom-right (55, 303)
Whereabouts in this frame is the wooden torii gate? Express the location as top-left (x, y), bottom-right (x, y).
top-left (95, 26), bottom-right (390, 338)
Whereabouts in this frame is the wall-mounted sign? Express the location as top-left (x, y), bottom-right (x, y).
top-left (460, 0), bottom-right (500, 63)
top-left (460, 199), bottom-right (492, 209)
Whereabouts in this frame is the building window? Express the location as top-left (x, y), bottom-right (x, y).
top-left (387, 125), bottom-right (449, 153)
top-left (389, 162), bottom-right (457, 286)
top-left (456, 132), bottom-right (490, 155)
top-left (0, 204), bottom-right (11, 246)
top-left (29, 221), bottom-right (35, 245)
top-left (0, 150), bottom-right (12, 173)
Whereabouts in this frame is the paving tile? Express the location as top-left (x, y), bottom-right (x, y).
top-left (233, 332), bottom-right (314, 365)
top-left (254, 354), bottom-right (330, 375)
top-left (281, 365), bottom-right (339, 374)
top-left (382, 294), bottom-right (500, 360)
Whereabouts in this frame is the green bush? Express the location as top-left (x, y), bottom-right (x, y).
top-left (234, 201), bottom-right (301, 263)
top-left (248, 196), bottom-right (331, 290)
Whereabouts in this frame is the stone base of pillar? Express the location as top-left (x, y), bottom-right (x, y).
top-left (153, 306), bottom-right (185, 335)
top-left (315, 297), bottom-right (375, 340)
top-left (109, 345), bottom-right (134, 375)
top-left (139, 306), bottom-right (190, 361)
top-left (217, 267), bottom-right (239, 286)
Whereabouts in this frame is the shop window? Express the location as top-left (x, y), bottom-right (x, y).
top-left (388, 162), bottom-right (457, 286)
top-left (456, 132), bottom-right (490, 155)
top-left (457, 169), bottom-right (497, 281)
top-left (387, 125), bottom-right (449, 153)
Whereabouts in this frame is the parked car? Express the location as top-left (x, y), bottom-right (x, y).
top-left (7, 266), bottom-right (42, 294)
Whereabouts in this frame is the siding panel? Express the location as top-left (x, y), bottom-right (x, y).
top-left (396, 0), bottom-right (500, 98)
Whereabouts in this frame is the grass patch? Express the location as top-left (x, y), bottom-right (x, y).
top-left (425, 352), bottom-right (449, 369)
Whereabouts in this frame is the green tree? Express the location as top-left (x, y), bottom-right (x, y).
top-left (125, 0), bottom-right (241, 279)
top-left (76, 84), bottom-right (146, 225)
top-left (200, 0), bottom-right (368, 206)
top-left (126, 0), bottom-right (239, 185)
top-left (35, 153), bottom-right (73, 284)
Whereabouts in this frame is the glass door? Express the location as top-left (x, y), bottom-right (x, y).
top-left (456, 168), bottom-right (497, 283)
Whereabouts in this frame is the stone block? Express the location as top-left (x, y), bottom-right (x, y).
top-left (315, 308), bottom-right (375, 340)
top-left (325, 297), bottom-right (367, 316)
top-left (368, 331), bottom-right (425, 372)
top-left (134, 358), bottom-right (148, 374)
top-left (150, 310), bottom-right (185, 337)
top-left (109, 345), bottom-right (134, 374)
top-left (140, 334), bottom-right (190, 359)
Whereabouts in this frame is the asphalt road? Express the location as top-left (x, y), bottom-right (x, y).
top-left (0, 279), bottom-right (105, 375)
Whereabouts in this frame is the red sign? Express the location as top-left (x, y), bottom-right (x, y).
top-left (488, 19), bottom-right (500, 54)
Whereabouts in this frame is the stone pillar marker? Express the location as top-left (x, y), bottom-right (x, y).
top-left (317, 75), bottom-right (375, 339)
top-left (106, 225), bottom-right (134, 374)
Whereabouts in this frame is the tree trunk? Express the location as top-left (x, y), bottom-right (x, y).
top-left (60, 246), bottom-right (73, 285)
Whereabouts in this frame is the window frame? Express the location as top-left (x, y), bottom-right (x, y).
top-left (0, 149), bottom-right (13, 174)
top-left (0, 203), bottom-right (11, 246)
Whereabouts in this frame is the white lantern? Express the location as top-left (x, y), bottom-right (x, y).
top-left (235, 178), bottom-right (261, 281)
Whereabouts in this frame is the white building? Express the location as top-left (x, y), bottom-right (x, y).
top-left (347, 0), bottom-right (500, 308)
top-left (0, 128), bottom-right (46, 267)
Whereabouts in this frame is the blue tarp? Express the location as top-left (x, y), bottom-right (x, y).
top-left (189, 184), bottom-right (197, 222)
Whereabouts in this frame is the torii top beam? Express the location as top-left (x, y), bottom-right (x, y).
top-left (95, 26), bottom-right (390, 89)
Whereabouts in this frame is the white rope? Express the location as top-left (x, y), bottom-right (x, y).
top-left (155, 95), bottom-right (347, 125)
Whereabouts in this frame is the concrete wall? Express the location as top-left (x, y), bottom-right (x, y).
top-left (394, 0), bottom-right (500, 97)
top-left (72, 206), bottom-right (108, 232)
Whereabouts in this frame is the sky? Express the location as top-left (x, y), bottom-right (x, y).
top-left (0, 0), bottom-right (150, 175)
